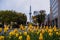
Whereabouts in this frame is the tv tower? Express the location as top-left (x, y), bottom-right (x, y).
top-left (29, 0), bottom-right (32, 23)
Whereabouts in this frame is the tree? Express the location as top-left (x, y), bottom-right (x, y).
top-left (38, 10), bottom-right (46, 26)
top-left (32, 10), bottom-right (46, 26)
top-left (32, 16), bottom-right (37, 23)
top-left (16, 13), bottom-right (27, 25)
top-left (0, 10), bottom-right (27, 25)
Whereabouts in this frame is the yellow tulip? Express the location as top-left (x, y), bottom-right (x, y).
top-left (20, 24), bottom-right (24, 30)
top-left (16, 33), bottom-right (19, 37)
top-left (4, 28), bottom-right (8, 33)
top-left (9, 31), bottom-right (15, 36)
top-left (0, 36), bottom-right (4, 40)
top-left (0, 28), bottom-right (2, 33)
top-left (54, 28), bottom-right (57, 32)
top-left (29, 24), bottom-right (33, 29)
top-left (49, 32), bottom-right (53, 36)
top-left (53, 26), bottom-right (57, 32)
top-left (13, 29), bottom-right (18, 33)
top-left (48, 28), bottom-right (53, 33)
top-left (39, 36), bottom-right (43, 40)
top-left (56, 32), bottom-right (59, 35)
top-left (40, 33), bottom-right (43, 36)
top-left (29, 29), bottom-right (32, 32)
top-left (23, 32), bottom-right (27, 36)
top-left (26, 35), bottom-right (30, 40)
top-left (19, 36), bottom-right (22, 40)
top-left (41, 29), bottom-right (45, 34)
top-left (4, 26), bottom-right (9, 33)
top-left (37, 26), bottom-right (39, 29)
top-left (39, 33), bottom-right (43, 40)
top-left (46, 26), bottom-right (48, 29)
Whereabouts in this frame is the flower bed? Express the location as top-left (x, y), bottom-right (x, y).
top-left (0, 24), bottom-right (60, 40)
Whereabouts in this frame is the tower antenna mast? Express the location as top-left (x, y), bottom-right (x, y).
top-left (29, 0), bottom-right (32, 23)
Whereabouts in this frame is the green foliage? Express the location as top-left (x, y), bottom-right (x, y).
top-left (0, 10), bottom-right (27, 25)
top-left (32, 10), bottom-right (46, 25)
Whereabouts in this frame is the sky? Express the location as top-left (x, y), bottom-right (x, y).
top-left (0, 0), bottom-right (50, 21)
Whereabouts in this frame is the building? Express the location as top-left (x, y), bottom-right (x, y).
top-left (44, 14), bottom-right (51, 26)
top-left (50, 0), bottom-right (60, 27)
